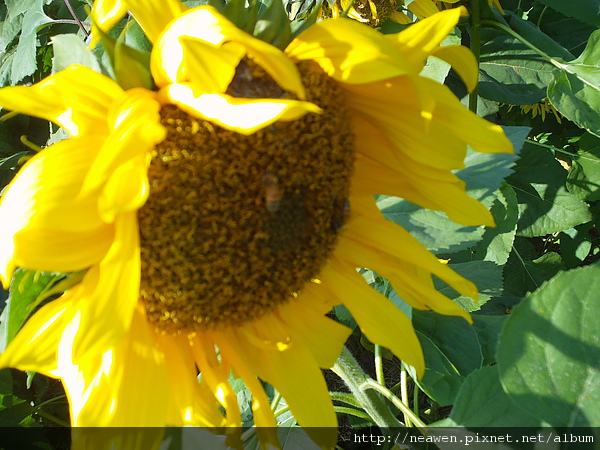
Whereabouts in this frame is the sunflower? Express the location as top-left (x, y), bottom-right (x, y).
top-left (0, 1), bottom-right (511, 447)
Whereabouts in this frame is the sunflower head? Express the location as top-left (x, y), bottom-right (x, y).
top-left (0, 1), bottom-right (512, 447)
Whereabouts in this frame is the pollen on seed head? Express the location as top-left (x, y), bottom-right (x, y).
top-left (137, 59), bottom-right (355, 334)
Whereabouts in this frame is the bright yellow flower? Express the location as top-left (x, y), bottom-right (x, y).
top-left (0, 2), bottom-right (511, 447)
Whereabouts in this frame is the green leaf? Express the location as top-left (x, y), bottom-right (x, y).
top-left (538, 0), bottom-right (600, 28)
top-left (0, 269), bottom-right (63, 352)
top-left (448, 365), bottom-right (545, 426)
top-left (567, 132), bottom-right (600, 201)
top-left (473, 183), bottom-right (519, 265)
top-left (507, 141), bottom-right (591, 237)
top-left (548, 30), bottom-right (600, 138)
top-left (559, 224), bottom-right (593, 269)
top-left (537, 7), bottom-right (596, 57)
top-left (472, 314), bottom-right (507, 366)
top-left (9, 0), bottom-right (53, 85)
top-left (377, 196), bottom-right (485, 253)
top-left (0, 4), bottom-right (22, 54)
top-left (478, 12), bottom-right (573, 105)
top-left (433, 260), bottom-right (504, 312)
top-left (410, 311), bottom-right (482, 406)
top-left (498, 263), bottom-right (600, 427)
top-left (51, 34), bottom-right (102, 73)
top-left (503, 249), bottom-right (565, 297)
top-left (0, 393), bottom-right (34, 426)
top-left (114, 24), bottom-right (153, 90)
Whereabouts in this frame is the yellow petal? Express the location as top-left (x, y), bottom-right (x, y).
top-left (66, 307), bottom-right (169, 426)
top-left (353, 153), bottom-right (495, 226)
top-left (0, 294), bottom-right (73, 374)
top-left (431, 44), bottom-right (478, 92)
top-left (189, 335), bottom-right (241, 427)
top-left (98, 155), bottom-right (149, 223)
top-left (180, 38), bottom-right (246, 93)
top-left (125, 0), bottom-right (188, 43)
top-left (90, 0), bottom-right (127, 47)
top-left (407, 0), bottom-right (443, 19)
top-left (319, 260), bottom-right (425, 377)
top-left (214, 334), bottom-right (279, 437)
top-left (349, 196), bottom-right (480, 299)
top-left (335, 231), bottom-right (473, 322)
top-left (345, 78), bottom-right (469, 170)
top-left (90, 0), bottom-right (127, 32)
top-left (152, 6), bottom-right (305, 98)
top-left (389, 10), bottom-right (414, 24)
top-left (388, 7), bottom-right (463, 71)
top-left (0, 65), bottom-right (122, 136)
top-left (286, 18), bottom-right (413, 83)
top-left (0, 136), bottom-right (112, 284)
top-left (83, 88), bottom-right (165, 196)
top-left (71, 213), bottom-right (140, 361)
top-left (218, 324), bottom-right (337, 446)
top-left (160, 84), bottom-right (321, 135)
top-left (156, 334), bottom-right (225, 427)
top-left (12, 227), bottom-right (115, 275)
top-left (277, 299), bottom-right (351, 368)
top-left (413, 77), bottom-right (513, 155)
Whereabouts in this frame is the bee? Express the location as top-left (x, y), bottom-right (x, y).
top-left (261, 172), bottom-right (282, 212)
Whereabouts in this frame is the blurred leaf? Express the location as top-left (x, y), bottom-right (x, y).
top-left (51, 34), bottom-right (102, 73)
top-left (504, 249), bottom-right (565, 297)
top-left (537, 0), bottom-right (600, 28)
top-left (498, 263), bottom-right (600, 427)
top-left (447, 365), bottom-right (545, 426)
top-left (0, 269), bottom-right (62, 352)
top-left (548, 30), bottom-right (600, 138)
top-left (410, 311), bottom-right (482, 406)
top-left (507, 141), bottom-right (591, 237)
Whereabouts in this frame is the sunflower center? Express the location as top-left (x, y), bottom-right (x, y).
top-left (138, 60), bottom-right (355, 334)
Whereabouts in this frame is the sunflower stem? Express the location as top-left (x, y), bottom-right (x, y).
top-left (374, 345), bottom-right (385, 386)
top-left (412, 378), bottom-right (420, 421)
top-left (400, 367), bottom-right (411, 427)
top-left (468, 0), bottom-right (482, 114)
top-left (361, 379), bottom-right (428, 432)
top-left (332, 346), bottom-right (402, 428)
top-left (334, 406), bottom-right (372, 421)
top-left (33, 407), bottom-right (70, 427)
top-left (20, 136), bottom-right (43, 152)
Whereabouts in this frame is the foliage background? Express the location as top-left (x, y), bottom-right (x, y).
top-left (0, 0), bottom-right (599, 448)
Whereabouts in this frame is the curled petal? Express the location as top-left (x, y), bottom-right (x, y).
top-left (160, 84), bottom-right (321, 135)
